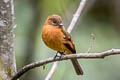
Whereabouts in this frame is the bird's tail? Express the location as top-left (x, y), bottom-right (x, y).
top-left (71, 59), bottom-right (83, 75)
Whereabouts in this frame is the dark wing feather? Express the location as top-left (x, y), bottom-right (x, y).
top-left (61, 28), bottom-right (76, 53)
top-left (64, 43), bottom-right (76, 53)
top-left (61, 27), bottom-right (83, 75)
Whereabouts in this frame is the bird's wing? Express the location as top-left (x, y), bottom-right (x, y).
top-left (61, 27), bottom-right (76, 53)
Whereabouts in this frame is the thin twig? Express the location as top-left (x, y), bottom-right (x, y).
top-left (11, 49), bottom-right (120, 80)
top-left (87, 33), bottom-right (95, 53)
top-left (45, 62), bottom-right (58, 80)
top-left (67, 0), bottom-right (87, 33)
top-left (45, 0), bottom-right (88, 80)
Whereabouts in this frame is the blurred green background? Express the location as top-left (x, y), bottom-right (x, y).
top-left (14, 0), bottom-right (120, 80)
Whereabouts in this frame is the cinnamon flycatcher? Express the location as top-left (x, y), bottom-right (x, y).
top-left (41, 14), bottom-right (83, 75)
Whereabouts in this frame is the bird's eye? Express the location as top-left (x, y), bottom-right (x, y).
top-left (53, 21), bottom-right (56, 24)
top-left (52, 20), bottom-right (57, 25)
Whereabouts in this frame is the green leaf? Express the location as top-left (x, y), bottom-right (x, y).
top-left (43, 64), bottom-right (46, 70)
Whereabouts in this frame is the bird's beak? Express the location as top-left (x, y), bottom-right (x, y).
top-left (59, 23), bottom-right (63, 26)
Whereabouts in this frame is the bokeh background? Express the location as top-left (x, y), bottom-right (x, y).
top-left (14, 0), bottom-right (120, 80)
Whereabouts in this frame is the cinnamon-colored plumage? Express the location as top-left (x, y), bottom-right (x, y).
top-left (41, 14), bottom-right (83, 75)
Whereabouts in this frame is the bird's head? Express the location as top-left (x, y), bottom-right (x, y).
top-left (46, 14), bottom-right (63, 27)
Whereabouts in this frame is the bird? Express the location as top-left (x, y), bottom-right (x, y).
top-left (41, 14), bottom-right (83, 75)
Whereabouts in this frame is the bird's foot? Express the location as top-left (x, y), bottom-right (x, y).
top-left (54, 51), bottom-right (65, 59)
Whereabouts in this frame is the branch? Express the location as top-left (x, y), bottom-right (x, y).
top-left (45, 0), bottom-right (88, 80)
top-left (11, 49), bottom-right (120, 80)
top-left (45, 62), bottom-right (58, 80)
top-left (67, 0), bottom-right (87, 33)
top-left (0, 0), bottom-right (17, 80)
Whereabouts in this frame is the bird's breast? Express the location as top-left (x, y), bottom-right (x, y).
top-left (42, 25), bottom-right (65, 52)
